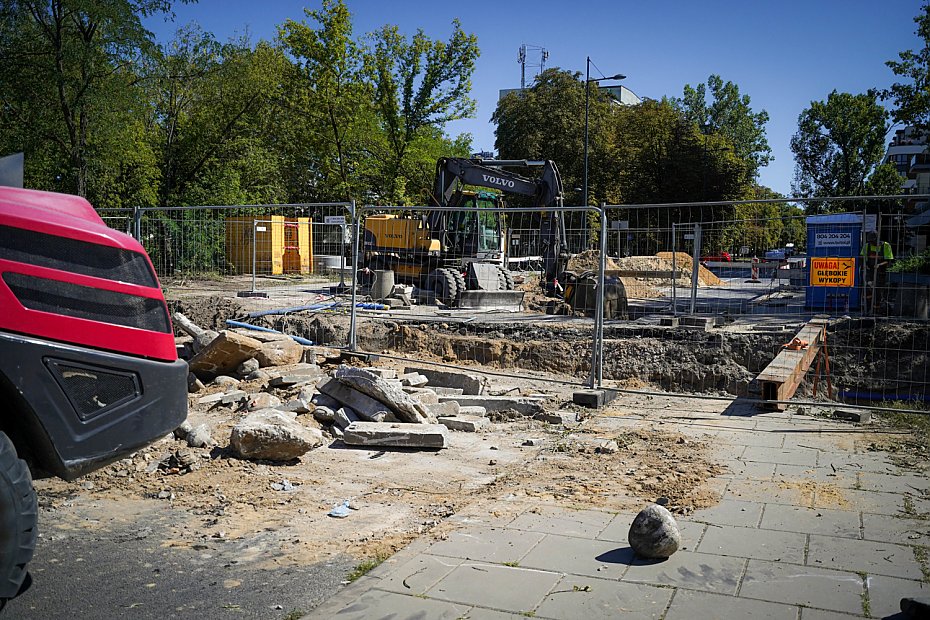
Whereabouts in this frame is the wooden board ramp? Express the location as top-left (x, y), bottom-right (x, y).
top-left (756, 318), bottom-right (828, 410)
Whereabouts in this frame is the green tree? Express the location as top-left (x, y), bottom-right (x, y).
top-left (676, 75), bottom-right (772, 181)
top-left (790, 90), bottom-right (888, 202)
top-left (886, 2), bottom-right (930, 134)
top-left (365, 18), bottom-right (479, 204)
top-left (0, 0), bottom-right (178, 198)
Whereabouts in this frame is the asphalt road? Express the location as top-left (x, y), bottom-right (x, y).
top-left (5, 506), bottom-right (356, 620)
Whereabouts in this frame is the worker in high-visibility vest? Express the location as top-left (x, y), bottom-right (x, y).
top-left (860, 230), bottom-right (894, 313)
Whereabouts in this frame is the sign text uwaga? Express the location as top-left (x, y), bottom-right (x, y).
top-left (810, 257), bottom-right (855, 287)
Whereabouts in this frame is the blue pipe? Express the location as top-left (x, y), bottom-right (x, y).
top-left (840, 389), bottom-right (930, 403)
top-left (225, 320), bottom-right (314, 346)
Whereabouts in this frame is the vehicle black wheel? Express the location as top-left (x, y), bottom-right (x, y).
top-left (497, 266), bottom-right (515, 290)
top-left (449, 269), bottom-right (466, 298)
top-left (0, 431), bottom-right (37, 602)
top-left (427, 269), bottom-right (458, 306)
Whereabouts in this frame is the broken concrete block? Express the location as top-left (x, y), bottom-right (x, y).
top-left (196, 392), bottom-right (227, 406)
top-left (334, 406), bottom-right (361, 430)
top-left (366, 368), bottom-right (397, 380)
top-left (403, 387), bottom-right (439, 405)
top-left (256, 338), bottom-right (304, 367)
top-left (430, 386), bottom-right (464, 396)
top-left (237, 357), bottom-right (260, 377)
top-left (342, 422), bottom-right (448, 449)
top-left (313, 406), bottom-right (335, 423)
top-left (220, 390), bottom-right (248, 406)
top-left (438, 416), bottom-right (489, 432)
top-left (317, 377), bottom-right (394, 423)
top-left (310, 391), bottom-right (341, 410)
top-left (403, 367), bottom-right (484, 395)
top-left (426, 401), bottom-right (460, 418)
top-left (189, 331), bottom-right (264, 380)
top-left (535, 410), bottom-right (579, 425)
top-left (335, 366), bottom-right (432, 424)
top-left (399, 372), bottom-right (429, 387)
top-left (458, 406), bottom-right (487, 417)
top-left (229, 408), bottom-right (323, 461)
top-left (833, 409), bottom-right (871, 424)
top-left (269, 375), bottom-right (315, 388)
top-left (247, 393), bottom-right (282, 411)
top-left (438, 395), bottom-right (544, 416)
top-left (213, 375), bottom-right (240, 387)
top-left (281, 398), bottom-right (313, 414)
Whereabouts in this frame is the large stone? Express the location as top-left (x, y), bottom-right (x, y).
top-left (256, 338), bottom-right (304, 367)
top-left (186, 423), bottom-right (214, 448)
top-left (398, 372), bottom-right (428, 387)
top-left (247, 393), bottom-right (282, 411)
top-left (313, 406), bottom-right (335, 423)
top-left (317, 377), bottom-right (394, 422)
top-left (628, 504), bottom-right (681, 559)
top-left (189, 331), bottom-right (264, 380)
top-left (342, 422), bottom-right (448, 449)
top-left (426, 401), bottom-right (460, 418)
top-left (403, 367), bottom-right (484, 395)
top-left (229, 408), bottom-right (323, 461)
top-left (437, 395), bottom-right (545, 416)
top-left (237, 358), bottom-right (260, 376)
top-left (403, 387), bottom-right (439, 405)
top-left (334, 366), bottom-right (433, 423)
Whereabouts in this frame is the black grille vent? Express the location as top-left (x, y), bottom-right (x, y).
top-left (46, 359), bottom-right (141, 420)
top-left (0, 225), bottom-right (157, 287)
top-left (3, 272), bottom-right (171, 333)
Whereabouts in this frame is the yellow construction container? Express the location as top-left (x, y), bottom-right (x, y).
top-left (225, 216), bottom-right (313, 275)
top-left (364, 214), bottom-right (439, 253)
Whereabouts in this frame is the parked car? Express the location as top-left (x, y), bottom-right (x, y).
top-left (701, 251), bottom-right (732, 264)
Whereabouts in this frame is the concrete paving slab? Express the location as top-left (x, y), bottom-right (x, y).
top-left (807, 534), bottom-right (923, 580)
top-left (376, 553), bottom-right (462, 595)
top-left (427, 526), bottom-right (545, 563)
top-left (506, 507), bottom-right (614, 538)
top-left (798, 609), bottom-right (865, 620)
top-left (759, 504), bottom-right (861, 538)
top-left (725, 479), bottom-right (815, 507)
top-left (773, 464), bottom-right (858, 488)
top-left (459, 608), bottom-right (527, 619)
top-left (718, 459), bottom-right (777, 480)
top-left (740, 559), bottom-right (864, 615)
top-left (861, 512), bottom-right (930, 545)
top-left (857, 471), bottom-right (930, 494)
top-left (816, 451), bottom-right (894, 475)
top-left (742, 446), bottom-right (820, 466)
top-left (664, 588), bottom-right (798, 620)
top-left (426, 562), bottom-right (561, 613)
top-left (865, 574), bottom-right (930, 619)
top-left (331, 589), bottom-right (469, 619)
top-left (534, 574), bottom-right (673, 619)
top-left (518, 533), bottom-right (630, 579)
top-left (620, 550), bottom-right (745, 595)
top-left (687, 498), bottom-right (764, 528)
top-left (597, 513), bottom-right (705, 552)
top-left (697, 524), bottom-right (807, 563)
top-left (717, 430), bottom-right (787, 449)
top-left (710, 443), bottom-right (748, 461)
top-left (813, 489), bottom-right (902, 516)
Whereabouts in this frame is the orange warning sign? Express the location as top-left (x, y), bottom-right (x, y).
top-left (810, 257), bottom-right (855, 287)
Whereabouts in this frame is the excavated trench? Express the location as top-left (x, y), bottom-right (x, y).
top-left (170, 296), bottom-right (930, 400)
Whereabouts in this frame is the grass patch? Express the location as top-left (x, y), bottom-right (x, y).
top-left (502, 561), bottom-right (520, 567)
top-left (281, 610), bottom-right (303, 620)
top-left (347, 553), bottom-right (390, 582)
top-left (914, 546), bottom-right (930, 583)
top-left (857, 572), bottom-right (871, 617)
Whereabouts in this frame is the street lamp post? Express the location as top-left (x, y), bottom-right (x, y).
top-left (583, 56), bottom-right (625, 208)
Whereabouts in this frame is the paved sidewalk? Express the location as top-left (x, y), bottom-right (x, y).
top-left (308, 402), bottom-right (930, 619)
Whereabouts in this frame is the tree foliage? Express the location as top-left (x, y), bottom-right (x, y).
top-left (886, 2), bottom-right (930, 134)
top-left (675, 74), bottom-right (773, 181)
top-left (790, 90), bottom-right (889, 201)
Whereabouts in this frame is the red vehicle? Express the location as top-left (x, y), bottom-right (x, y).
top-left (0, 182), bottom-right (187, 605)
top-left (701, 251), bottom-right (732, 263)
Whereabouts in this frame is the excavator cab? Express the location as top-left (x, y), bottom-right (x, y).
top-left (444, 191), bottom-right (504, 264)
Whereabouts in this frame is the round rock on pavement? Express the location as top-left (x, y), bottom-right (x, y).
top-left (628, 504), bottom-right (681, 559)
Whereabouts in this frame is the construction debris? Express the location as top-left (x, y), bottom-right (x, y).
top-left (403, 366), bottom-right (485, 395)
top-left (229, 409), bottom-right (323, 461)
top-left (335, 366), bottom-right (434, 424)
top-left (342, 422), bottom-right (449, 449)
top-left (189, 330), bottom-right (264, 379)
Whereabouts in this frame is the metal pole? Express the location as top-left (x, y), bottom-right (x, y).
top-left (597, 205), bottom-right (608, 387)
top-left (690, 223), bottom-right (701, 315)
top-left (348, 209), bottom-right (362, 351)
top-left (584, 56), bottom-right (590, 210)
top-left (132, 206), bottom-right (142, 241)
top-left (251, 220), bottom-right (257, 294)
top-left (672, 223), bottom-right (678, 316)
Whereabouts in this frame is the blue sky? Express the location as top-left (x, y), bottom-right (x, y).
top-left (145, 1), bottom-right (925, 196)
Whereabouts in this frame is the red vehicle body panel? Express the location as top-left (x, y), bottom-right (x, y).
top-left (0, 186), bottom-right (176, 362)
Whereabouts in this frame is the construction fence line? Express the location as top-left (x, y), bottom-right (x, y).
top-left (102, 194), bottom-right (930, 413)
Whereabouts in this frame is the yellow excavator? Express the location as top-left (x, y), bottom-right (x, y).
top-left (362, 158), bottom-right (569, 308)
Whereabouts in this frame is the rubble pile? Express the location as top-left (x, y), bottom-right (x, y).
top-left (174, 313), bottom-right (564, 461)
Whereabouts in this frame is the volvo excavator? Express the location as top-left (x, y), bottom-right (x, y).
top-left (362, 158), bottom-right (570, 308)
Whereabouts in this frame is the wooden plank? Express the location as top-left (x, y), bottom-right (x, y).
top-left (757, 319), bottom-right (827, 410)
